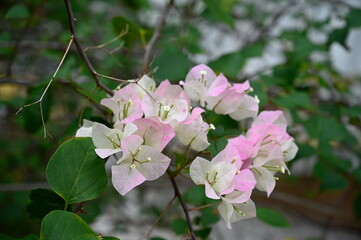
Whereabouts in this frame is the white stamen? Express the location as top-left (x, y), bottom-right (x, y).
top-left (200, 70), bottom-right (207, 75)
top-left (147, 157), bottom-right (152, 161)
top-left (255, 95), bottom-right (260, 103)
top-left (130, 164), bottom-right (136, 169)
top-left (163, 105), bottom-right (171, 111)
top-left (209, 124), bottom-right (216, 130)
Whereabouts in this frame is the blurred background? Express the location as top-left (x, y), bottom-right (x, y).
top-left (0, 0), bottom-right (360, 239)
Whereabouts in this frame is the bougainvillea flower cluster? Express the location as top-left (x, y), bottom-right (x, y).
top-left (76, 64), bottom-right (298, 229)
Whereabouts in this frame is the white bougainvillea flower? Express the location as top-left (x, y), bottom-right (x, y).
top-left (129, 74), bottom-right (156, 99)
top-left (111, 135), bottom-right (171, 195)
top-left (190, 157), bottom-right (237, 199)
top-left (91, 122), bottom-right (137, 158)
top-left (75, 119), bottom-right (94, 137)
top-left (218, 199), bottom-right (256, 229)
top-left (175, 107), bottom-right (211, 151)
top-left (101, 85), bottom-right (143, 124)
top-left (182, 64), bottom-right (217, 105)
top-left (205, 80), bottom-right (253, 116)
top-left (251, 166), bottom-right (276, 197)
top-left (142, 80), bottom-right (190, 126)
top-left (132, 117), bottom-right (175, 151)
top-left (229, 94), bottom-right (259, 121)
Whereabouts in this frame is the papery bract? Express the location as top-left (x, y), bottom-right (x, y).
top-left (183, 64), bottom-right (217, 105)
top-left (101, 85), bottom-right (143, 124)
top-left (218, 199), bottom-right (256, 229)
top-left (92, 122), bottom-right (137, 159)
top-left (175, 107), bottom-right (210, 151)
top-left (190, 157), bottom-right (237, 199)
top-left (111, 135), bottom-right (171, 195)
top-left (132, 117), bottom-right (175, 151)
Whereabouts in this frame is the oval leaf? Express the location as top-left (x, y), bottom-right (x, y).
top-left (256, 207), bottom-right (289, 227)
top-left (41, 210), bottom-right (99, 240)
top-left (46, 137), bottom-right (107, 204)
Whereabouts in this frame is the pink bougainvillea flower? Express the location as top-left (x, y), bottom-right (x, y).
top-left (101, 85), bottom-right (143, 124)
top-left (205, 80), bottom-right (258, 121)
top-left (175, 107), bottom-right (211, 151)
top-left (91, 122), bottom-right (137, 159)
top-left (132, 117), bottom-right (175, 151)
top-left (190, 157), bottom-right (237, 199)
top-left (182, 64), bottom-right (217, 105)
top-left (218, 198), bottom-right (256, 229)
top-left (142, 80), bottom-right (190, 126)
top-left (111, 135), bottom-right (171, 195)
top-left (251, 110), bottom-right (288, 132)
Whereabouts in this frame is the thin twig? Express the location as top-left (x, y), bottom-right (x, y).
top-left (16, 37), bottom-right (74, 138)
top-left (84, 25), bottom-right (128, 52)
top-left (140, 0), bottom-right (175, 74)
top-left (146, 195), bottom-right (176, 239)
top-left (189, 202), bottom-right (220, 212)
top-left (63, 0), bottom-right (113, 95)
top-left (168, 174), bottom-right (196, 240)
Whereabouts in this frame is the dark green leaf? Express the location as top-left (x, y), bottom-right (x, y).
top-left (313, 161), bottom-right (348, 191)
top-left (153, 42), bottom-right (192, 82)
top-left (5, 4), bottom-right (29, 19)
top-left (150, 237), bottom-right (166, 240)
top-left (257, 207), bottom-right (289, 227)
top-left (194, 228), bottom-right (212, 239)
top-left (171, 218), bottom-right (188, 235)
top-left (27, 188), bottom-right (67, 222)
top-left (46, 138), bottom-right (107, 204)
top-left (327, 27), bottom-right (349, 50)
top-left (203, 0), bottom-right (235, 27)
top-left (175, 152), bottom-right (187, 170)
top-left (199, 207), bottom-right (219, 226)
top-left (206, 138), bottom-right (227, 157)
top-left (112, 16), bottom-right (151, 47)
top-left (41, 210), bottom-right (99, 240)
top-left (274, 91), bottom-right (313, 110)
top-left (346, 8), bottom-right (361, 28)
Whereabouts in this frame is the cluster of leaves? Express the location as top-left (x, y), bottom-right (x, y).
top-left (1, 0), bottom-right (361, 239)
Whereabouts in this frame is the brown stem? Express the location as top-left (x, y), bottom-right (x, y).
top-left (168, 174), bottom-right (196, 240)
top-left (140, 0), bottom-right (175, 74)
top-left (63, 0), bottom-right (113, 95)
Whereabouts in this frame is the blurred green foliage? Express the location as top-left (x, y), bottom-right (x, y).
top-left (0, 0), bottom-right (360, 238)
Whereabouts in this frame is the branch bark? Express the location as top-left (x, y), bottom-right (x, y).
top-left (140, 0), bottom-right (175, 74)
top-left (63, 0), bottom-right (113, 95)
top-left (168, 174), bottom-right (196, 240)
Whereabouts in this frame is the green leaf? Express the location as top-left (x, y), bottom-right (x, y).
top-left (40, 210), bottom-right (99, 240)
top-left (199, 207), bottom-right (219, 226)
top-left (0, 234), bottom-right (39, 240)
top-left (327, 27), bottom-right (349, 50)
top-left (273, 91), bottom-right (313, 110)
top-left (175, 152), bottom-right (187, 170)
top-left (102, 237), bottom-right (120, 240)
top-left (194, 228), bottom-right (212, 239)
top-left (203, 0), bottom-right (235, 27)
top-left (312, 161), bottom-right (348, 191)
top-left (46, 138), bottom-right (107, 205)
top-left (150, 238), bottom-right (166, 240)
top-left (27, 188), bottom-right (67, 222)
top-left (5, 4), bottom-right (29, 19)
top-left (171, 218), bottom-right (188, 235)
top-left (184, 186), bottom-right (217, 206)
top-left (112, 16), bottom-right (151, 47)
top-left (256, 207), bottom-right (289, 227)
top-left (346, 8), bottom-right (361, 28)
top-left (153, 42), bottom-right (192, 82)
top-left (206, 138), bottom-right (227, 157)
